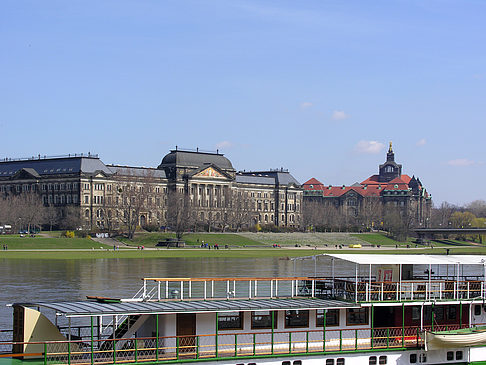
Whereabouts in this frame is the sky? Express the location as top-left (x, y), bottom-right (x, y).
top-left (1, 0), bottom-right (485, 206)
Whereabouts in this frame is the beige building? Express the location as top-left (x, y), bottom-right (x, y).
top-left (0, 149), bottom-right (303, 231)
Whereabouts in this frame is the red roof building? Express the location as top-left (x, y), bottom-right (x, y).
top-left (303, 143), bottom-right (431, 229)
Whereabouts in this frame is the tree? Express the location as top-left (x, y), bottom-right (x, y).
top-left (44, 205), bottom-right (59, 231)
top-left (12, 193), bottom-right (45, 233)
top-left (114, 169), bottom-right (155, 240)
top-left (59, 206), bottom-right (83, 230)
top-left (383, 205), bottom-right (414, 241)
top-left (228, 190), bottom-right (252, 231)
top-left (466, 200), bottom-right (486, 218)
top-left (166, 189), bottom-right (193, 240)
top-left (430, 201), bottom-right (458, 227)
top-left (358, 197), bottom-right (383, 231)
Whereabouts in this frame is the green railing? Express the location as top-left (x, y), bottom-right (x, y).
top-left (2, 325), bottom-right (426, 365)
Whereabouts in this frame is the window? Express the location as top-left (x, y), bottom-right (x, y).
top-left (369, 356), bottom-right (377, 365)
top-left (285, 310), bottom-right (309, 328)
top-left (218, 312), bottom-right (243, 330)
top-left (475, 305), bottom-right (481, 315)
top-left (84, 196), bottom-right (89, 204)
top-left (282, 362), bottom-right (290, 365)
top-left (412, 307), bottom-right (420, 321)
top-left (446, 351), bottom-right (453, 360)
top-left (409, 354), bottom-right (417, 363)
top-left (251, 311), bottom-right (277, 329)
top-left (379, 356), bottom-right (387, 365)
top-left (336, 359), bottom-right (345, 365)
top-left (316, 309), bottom-right (339, 327)
top-left (346, 308), bottom-right (368, 325)
top-left (455, 351), bottom-right (463, 360)
top-left (293, 361), bottom-right (302, 365)
top-left (326, 360), bottom-right (334, 365)
top-left (419, 354), bottom-right (426, 363)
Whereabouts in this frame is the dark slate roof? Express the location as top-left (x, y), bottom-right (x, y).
top-left (0, 156), bottom-right (112, 177)
top-left (236, 175), bottom-right (276, 185)
top-left (159, 150), bottom-right (234, 171)
top-left (237, 171), bottom-right (301, 186)
top-left (18, 298), bottom-right (356, 318)
top-left (109, 166), bottom-right (166, 179)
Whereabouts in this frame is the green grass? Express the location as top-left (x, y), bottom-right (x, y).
top-left (0, 236), bottom-right (111, 249)
top-left (350, 233), bottom-right (415, 246)
top-left (118, 232), bottom-right (264, 247)
top-left (2, 245), bottom-right (486, 259)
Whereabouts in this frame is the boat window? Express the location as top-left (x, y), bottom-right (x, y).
top-left (326, 360), bottom-right (334, 365)
top-left (409, 354), bottom-right (417, 363)
top-left (316, 309), bottom-right (339, 327)
top-left (285, 310), bottom-right (309, 328)
top-left (379, 356), bottom-right (387, 364)
top-left (336, 358), bottom-right (345, 365)
top-left (369, 356), bottom-right (377, 365)
top-left (248, 363), bottom-right (256, 365)
top-left (218, 312), bottom-right (243, 330)
top-left (456, 351), bottom-right (463, 360)
top-left (419, 353), bottom-right (426, 363)
top-left (446, 351), bottom-right (453, 360)
top-left (251, 311), bottom-right (278, 329)
top-left (282, 362), bottom-right (291, 365)
top-left (475, 305), bottom-right (481, 316)
top-left (346, 308), bottom-right (369, 325)
top-left (411, 307), bottom-right (420, 322)
top-left (293, 361), bottom-right (302, 365)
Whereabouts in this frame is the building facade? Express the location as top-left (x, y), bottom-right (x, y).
top-left (0, 149), bottom-right (303, 231)
top-left (303, 143), bottom-right (432, 228)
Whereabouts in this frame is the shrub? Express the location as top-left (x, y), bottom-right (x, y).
top-left (65, 231), bottom-right (75, 238)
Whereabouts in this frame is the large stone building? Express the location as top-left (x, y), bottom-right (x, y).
top-left (303, 143), bottom-right (432, 228)
top-left (0, 149), bottom-right (303, 231)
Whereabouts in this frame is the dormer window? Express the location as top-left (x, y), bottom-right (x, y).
top-left (386, 166), bottom-right (394, 173)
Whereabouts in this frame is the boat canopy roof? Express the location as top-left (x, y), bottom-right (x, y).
top-left (15, 298), bottom-right (357, 318)
top-left (327, 254), bottom-right (486, 266)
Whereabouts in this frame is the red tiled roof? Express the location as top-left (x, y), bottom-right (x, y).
top-left (303, 178), bottom-right (325, 191)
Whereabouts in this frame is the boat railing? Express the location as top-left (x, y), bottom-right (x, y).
top-left (0, 325), bottom-right (425, 364)
top-left (136, 277), bottom-right (486, 303)
top-left (354, 280), bottom-right (486, 302)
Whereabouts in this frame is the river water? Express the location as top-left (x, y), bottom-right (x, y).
top-left (0, 256), bottom-right (355, 329)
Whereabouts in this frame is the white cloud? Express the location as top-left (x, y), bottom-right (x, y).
top-left (355, 140), bottom-right (385, 154)
top-left (331, 110), bottom-right (349, 121)
top-left (216, 141), bottom-right (232, 149)
top-left (300, 102), bottom-right (313, 109)
top-left (447, 158), bottom-right (475, 167)
top-left (416, 138), bottom-right (426, 146)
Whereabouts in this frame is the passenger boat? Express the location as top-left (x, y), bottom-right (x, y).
top-left (2, 254), bottom-right (486, 365)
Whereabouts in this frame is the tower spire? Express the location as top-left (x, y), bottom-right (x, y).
top-left (388, 141), bottom-right (393, 153)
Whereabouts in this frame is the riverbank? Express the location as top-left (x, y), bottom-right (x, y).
top-left (1, 245), bottom-right (486, 259)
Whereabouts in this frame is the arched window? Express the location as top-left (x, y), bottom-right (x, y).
top-left (85, 209), bottom-right (90, 218)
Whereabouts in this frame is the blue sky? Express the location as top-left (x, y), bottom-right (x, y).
top-left (1, 0), bottom-right (485, 205)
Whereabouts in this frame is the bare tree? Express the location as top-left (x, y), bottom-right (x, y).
top-left (12, 193), bottom-right (45, 233)
top-left (44, 205), bottom-right (59, 231)
top-left (166, 189), bottom-right (193, 240)
top-left (466, 200), bottom-right (486, 218)
top-left (229, 190), bottom-right (251, 231)
top-left (359, 197), bottom-right (383, 230)
top-left (383, 205), bottom-right (414, 241)
top-left (59, 206), bottom-right (83, 230)
top-left (430, 201), bottom-right (458, 227)
top-left (113, 169), bottom-right (155, 240)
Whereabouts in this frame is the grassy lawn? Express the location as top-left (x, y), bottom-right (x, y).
top-left (118, 232), bottom-right (264, 247)
top-left (350, 233), bottom-right (415, 246)
top-left (0, 236), bottom-right (111, 249)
